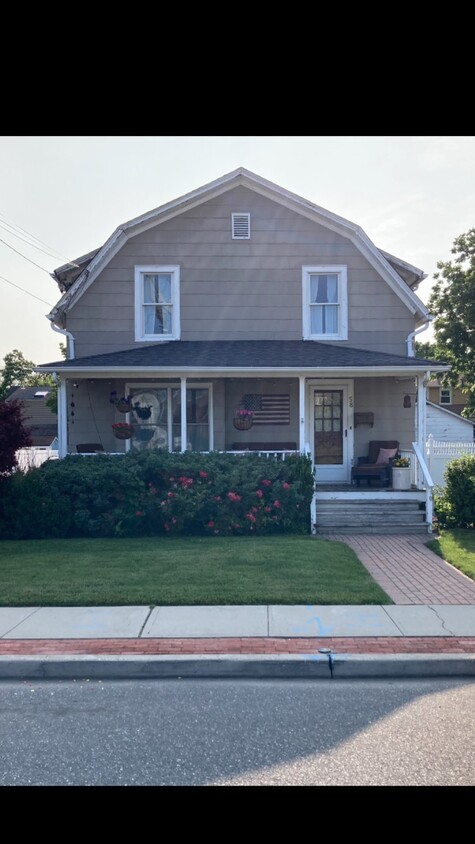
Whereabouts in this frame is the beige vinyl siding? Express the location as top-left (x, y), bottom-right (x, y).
top-left (67, 186), bottom-right (414, 357)
top-left (353, 377), bottom-right (415, 457)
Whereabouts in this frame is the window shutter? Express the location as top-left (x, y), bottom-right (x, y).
top-left (232, 213), bottom-right (250, 239)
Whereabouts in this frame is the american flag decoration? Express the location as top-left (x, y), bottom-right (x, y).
top-left (243, 394), bottom-right (290, 425)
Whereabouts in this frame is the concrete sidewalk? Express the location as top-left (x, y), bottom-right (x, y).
top-left (1, 604), bottom-right (475, 640)
top-left (1, 604), bottom-right (474, 679)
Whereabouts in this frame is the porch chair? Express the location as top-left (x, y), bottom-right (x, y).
top-left (351, 440), bottom-right (399, 487)
top-left (76, 443), bottom-right (104, 453)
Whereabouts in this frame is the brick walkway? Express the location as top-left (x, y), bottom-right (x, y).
top-left (0, 637), bottom-right (474, 654)
top-left (334, 534), bottom-right (475, 605)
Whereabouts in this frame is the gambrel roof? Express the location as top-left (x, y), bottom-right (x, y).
top-left (49, 168), bottom-right (429, 324)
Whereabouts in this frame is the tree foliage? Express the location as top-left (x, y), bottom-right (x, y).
top-left (0, 346), bottom-right (65, 413)
top-left (0, 399), bottom-right (32, 474)
top-left (427, 229), bottom-right (475, 416)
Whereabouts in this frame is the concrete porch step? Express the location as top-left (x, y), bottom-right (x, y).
top-left (318, 525), bottom-right (429, 535)
top-left (317, 515), bottom-right (425, 523)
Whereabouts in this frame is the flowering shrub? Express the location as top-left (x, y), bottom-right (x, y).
top-left (0, 451), bottom-right (314, 539)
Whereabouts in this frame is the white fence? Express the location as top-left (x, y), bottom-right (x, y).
top-left (15, 447), bottom-right (59, 472)
top-left (426, 438), bottom-right (475, 487)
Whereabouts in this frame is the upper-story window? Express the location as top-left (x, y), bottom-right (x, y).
top-left (302, 265), bottom-right (348, 341)
top-left (440, 387), bottom-right (452, 405)
top-left (134, 265), bottom-right (180, 341)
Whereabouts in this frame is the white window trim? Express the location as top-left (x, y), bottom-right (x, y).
top-left (124, 382), bottom-right (213, 452)
top-left (134, 265), bottom-right (180, 342)
top-left (231, 212), bottom-right (251, 240)
top-left (440, 386), bottom-right (452, 405)
top-left (302, 265), bottom-right (348, 341)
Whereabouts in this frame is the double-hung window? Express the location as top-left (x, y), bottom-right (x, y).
top-left (440, 387), bottom-right (452, 405)
top-left (134, 265), bottom-right (180, 341)
top-left (302, 265), bottom-right (348, 341)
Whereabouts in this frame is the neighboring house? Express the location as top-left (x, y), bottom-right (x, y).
top-left (426, 401), bottom-right (475, 442)
top-left (37, 168), bottom-right (448, 532)
top-left (6, 385), bottom-right (57, 446)
top-left (427, 379), bottom-right (475, 435)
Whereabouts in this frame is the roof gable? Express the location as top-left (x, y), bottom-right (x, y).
top-left (49, 168), bottom-right (429, 322)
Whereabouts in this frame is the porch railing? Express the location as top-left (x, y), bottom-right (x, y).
top-left (412, 442), bottom-right (434, 531)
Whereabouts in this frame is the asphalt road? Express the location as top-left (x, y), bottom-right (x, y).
top-left (0, 678), bottom-right (473, 785)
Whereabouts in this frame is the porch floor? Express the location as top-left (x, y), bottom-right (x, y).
top-left (316, 484), bottom-right (424, 493)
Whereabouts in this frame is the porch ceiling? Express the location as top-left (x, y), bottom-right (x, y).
top-left (37, 340), bottom-right (448, 376)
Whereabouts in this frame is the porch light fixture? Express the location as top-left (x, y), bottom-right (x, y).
top-left (403, 394), bottom-right (411, 408)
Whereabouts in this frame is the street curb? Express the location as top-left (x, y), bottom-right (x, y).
top-left (0, 653), bottom-right (474, 680)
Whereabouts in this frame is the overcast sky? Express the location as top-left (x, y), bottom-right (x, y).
top-left (0, 135), bottom-right (473, 365)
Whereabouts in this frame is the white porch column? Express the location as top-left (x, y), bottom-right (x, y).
top-left (299, 375), bottom-right (306, 453)
top-left (180, 376), bottom-right (187, 452)
top-left (58, 378), bottom-right (68, 458)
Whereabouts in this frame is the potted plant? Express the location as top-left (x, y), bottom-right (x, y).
top-left (112, 422), bottom-right (134, 440)
top-left (233, 408), bottom-right (254, 431)
top-left (391, 456), bottom-right (411, 490)
top-left (109, 391), bottom-right (133, 413)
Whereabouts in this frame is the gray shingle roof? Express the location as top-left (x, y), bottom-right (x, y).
top-left (39, 340), bottom-right (445, 370)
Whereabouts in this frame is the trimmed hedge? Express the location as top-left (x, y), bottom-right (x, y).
top-left (0, 451), bottom-right (315, 539)
top-left (434, 455), bottom-right (475, 529)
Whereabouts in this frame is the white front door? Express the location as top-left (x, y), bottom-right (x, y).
top-left (310, 383), bottom-right (352, 483)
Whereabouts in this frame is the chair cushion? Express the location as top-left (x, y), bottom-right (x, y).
top-left (376, 447), bottom-right (398, 465)
top-left (367, 440), bottom-right (399, 464)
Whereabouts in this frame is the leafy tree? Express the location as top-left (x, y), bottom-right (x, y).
top-left (0, 345), bottom-right (65, 412)
top-left (0, 399), bottom-right (32, 474)
top-left (415, 340), bottom-right (439, 360)
top-left (427, 229), bottom-right (475, 417)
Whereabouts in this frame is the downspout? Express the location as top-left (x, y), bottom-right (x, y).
top-left (49, 319), bottom-right (75, 359)
top-left (406, 316), bottom-right (433, 358)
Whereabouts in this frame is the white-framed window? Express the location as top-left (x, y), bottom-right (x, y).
top-left (232, 213), bottom-right (250, 239)
top-left (134, 265), bottom-right (180, 341)
top-left (440, 387), bottom-right (452, 405)
top-left (125, 382), bottom-right (213, 453)
top-left (302, 265), bottom-right (348, 341)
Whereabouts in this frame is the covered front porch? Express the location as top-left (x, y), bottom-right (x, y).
top-left (55, 370), bottom-right (430, 488)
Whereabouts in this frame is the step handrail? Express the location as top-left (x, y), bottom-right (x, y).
top-left (412, 441), bottom-right (434, 531)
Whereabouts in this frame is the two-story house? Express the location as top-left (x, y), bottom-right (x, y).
top-left (38, 168), bottom-right (448, 532)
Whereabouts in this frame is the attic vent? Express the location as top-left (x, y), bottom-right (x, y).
top-left (232, 213), bottom-right (250, 240)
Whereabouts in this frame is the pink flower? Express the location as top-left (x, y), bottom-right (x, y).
top-left (255, 489), bottom-right (263, 498)
top-left (261, 479), bottom-right (271, 487)
top-left (264, 506), bottom-right (271, 513)
top-left (214, 495), bottom-right (222, 502)
top-left (199, 471), bottom-right (208, 478)
top-left (282, 482), bottom-right (290, 490)
top-left (171, 517), bottom-right (177, 525)
top-left (227, 491), bottom-right (241, 502)
top-left (207, 520), bottom-right (215, 528)
top-left (169, 476), bottom-right (175, 481)
top-left (245, 512), bottom-right (256, 522)
top-left (273, 500), bottom-right (280, 508)
top-left (252, 507), bottom-right (258, 513)
top-left (168, 491), bottom-right (174, 498)
top-left (135, 511), bottom-right (143, 516)
top-left (164, 523), bottom-right (170, 531)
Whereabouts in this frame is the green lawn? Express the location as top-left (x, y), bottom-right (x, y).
top-left (0, 535), bottom-right (390, 606)
top-left (427, 530), bottom-right (475, 581)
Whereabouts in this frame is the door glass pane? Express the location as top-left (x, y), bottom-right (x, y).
top-left (314, 390), bottom-right (344, 465)
top-left (187, 388), bottom-right (209, 451)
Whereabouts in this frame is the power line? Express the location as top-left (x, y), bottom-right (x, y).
top-left (0, 211), bottom-right (80, 268)
top-left (0, 220), bottom-right (64, 261)
top-left (0, 236), bottom-right (52, 274)
top-left (0, 273), bottom-right (54, 307)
